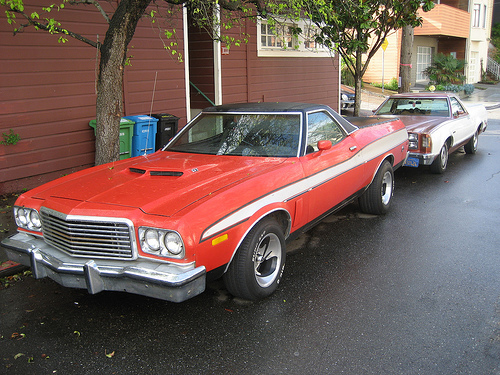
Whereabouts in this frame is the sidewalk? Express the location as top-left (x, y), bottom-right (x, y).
top-left (354, 81), bottom-right (500, 114)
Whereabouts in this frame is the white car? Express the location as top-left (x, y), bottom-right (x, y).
top-left (372, 92), bottom-right (488, 173)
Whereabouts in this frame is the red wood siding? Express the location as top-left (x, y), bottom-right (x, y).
top-left (438, 38), bottom-right (467, 60)
top-left (221, 20), bottom-right (340, 111)
top-left (0, 0), bottom-right (187, 194)
top-left (188, 24), bottom-right (216, 108)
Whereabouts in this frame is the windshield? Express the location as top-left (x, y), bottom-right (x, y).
top-left (166, 113), bottom-right (301, 157)
top-left (376, 98), bottom-right (450, 117)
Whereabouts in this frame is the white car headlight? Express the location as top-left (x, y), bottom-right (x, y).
top-left (144, 229), bottom-right (161, 251)
top-left (164, 232), bottom-right (183, 255)
top-left (14, 206), bottom-right (42, 232)
top-left (408, 133), bottom-right (419, 149)
top-left (139, 227), bottom-right (184, 259)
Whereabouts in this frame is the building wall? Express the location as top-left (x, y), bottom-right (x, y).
top-left (221, 19), bottom-right (340, 111)
top-left (361, 31), bottom-right (401, 86)
top-left (0, 0), bottom-right (188, 194)
top-left (411, 36), bottom-right (439, 84)
top-left (467, 0), bottom-right (494, 83)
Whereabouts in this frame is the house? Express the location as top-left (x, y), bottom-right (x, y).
top-left (362, 0), bottom-right (493, 87)
top-left (0, 3), bottom-right (339, 194)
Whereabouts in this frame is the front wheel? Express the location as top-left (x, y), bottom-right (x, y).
top-left (223, 218), bottom-right (286, 301)
top-left (430, 143), bottom-right (449, 174)
top-left (359, 160), bottom-right (394, 215)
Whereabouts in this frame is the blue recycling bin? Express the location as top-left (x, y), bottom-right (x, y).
top-left (124, 115), bottom-right (159, 157)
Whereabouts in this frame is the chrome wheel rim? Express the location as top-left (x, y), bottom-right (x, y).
top-left (381, 170), bottom-right (393, 206)
top-left (254, 233), bottom-right (282, 288)
top-left (440, 145), bottom-right (448, 169)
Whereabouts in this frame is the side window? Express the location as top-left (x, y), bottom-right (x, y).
top-left (306, 111), bottom-right (345, 153)
top-left (450, 97), bottom-right (466, 117)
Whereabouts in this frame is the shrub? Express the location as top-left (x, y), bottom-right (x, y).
top-left (371, 78), bottom-right (398, 91)
top-left (424, 53), bottom-right (466, 85)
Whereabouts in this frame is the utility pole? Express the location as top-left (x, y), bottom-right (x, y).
top-left (399, 25), bottom-right (414, 93)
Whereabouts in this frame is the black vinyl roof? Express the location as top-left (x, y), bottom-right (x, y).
top-left (202, 102), bottom-right (358, 134)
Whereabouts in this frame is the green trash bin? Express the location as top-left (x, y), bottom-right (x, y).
top-left (89, 118), bottom-right (135, 160)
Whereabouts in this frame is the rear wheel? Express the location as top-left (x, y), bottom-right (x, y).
top-left (430, 143), bottom-right (449, 174)
top-left (223, 218), bottom-right (286, 301)
top-left (464, 131), bottom-right (478, 154)
top-left (359, 160), bottom-right (394, 215)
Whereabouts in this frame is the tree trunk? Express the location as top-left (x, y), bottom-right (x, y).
top-left (399, 25), bottom-right (414, 93)
top-left (95, 0), bottom-right (152, 165)
top-left (353, 51), bottom-right (363, 116)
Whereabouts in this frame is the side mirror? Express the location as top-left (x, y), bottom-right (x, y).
top-left (318, 140), bottom-right (332, 151)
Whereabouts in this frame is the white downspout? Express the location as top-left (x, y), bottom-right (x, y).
top-left (214, 4), bottom-right (223, 105)
top-left (183, 5), bottom-right (191, 121)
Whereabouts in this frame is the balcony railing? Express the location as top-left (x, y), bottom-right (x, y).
top-left (487, 57), bottom-right (500, 80)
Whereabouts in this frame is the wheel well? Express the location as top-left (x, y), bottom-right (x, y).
top-left (265, 210), bottom-right (292, 237)
top-left (446, 136), bottom-right (453, 148)
top-left (384, 155), bottom-right (394, 167)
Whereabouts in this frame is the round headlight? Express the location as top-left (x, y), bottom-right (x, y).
top-left (144, 229), bottom-right (160, 251)
top-left (164, 232), bottom-right (183, 255)
top-left (29, 210), bottom-right (41, 230)
top-left (16, 208), bottom-right (28, 226)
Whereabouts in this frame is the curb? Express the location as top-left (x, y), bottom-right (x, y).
top-left (0, 260), bottom-right (27, 278)
top-left (485, 103), bottom-right (500, 110)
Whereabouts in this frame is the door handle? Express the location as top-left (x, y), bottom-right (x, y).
top-left (349, 146), bottom-right (357, 151)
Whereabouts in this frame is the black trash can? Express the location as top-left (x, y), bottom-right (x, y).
top-left (152, 113), bottom-right (179, 149)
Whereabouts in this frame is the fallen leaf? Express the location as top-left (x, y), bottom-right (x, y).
top-left (14, 353), bottom-right (24, 360)
top-left (73, 331), bottom-right (81, 337)
top-left (105, 350), bottom-right (115, 358)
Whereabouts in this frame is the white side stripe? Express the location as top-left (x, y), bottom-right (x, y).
top-left (201, 128), bottom-right (407, 241)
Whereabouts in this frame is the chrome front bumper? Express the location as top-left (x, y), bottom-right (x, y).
top-left (408, 152), bottom-right (436, 166)
top-left (1, 232), bottom-right (206, 303)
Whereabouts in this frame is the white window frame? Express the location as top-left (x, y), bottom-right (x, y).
top-left (473, 3), bottom-right (481, 28)
top-left (257, 18), bottom-right (332, 58)
top-left (416, 46), bottom-right (433, 82)
top-left (483, 5), bottom-right (487, 28)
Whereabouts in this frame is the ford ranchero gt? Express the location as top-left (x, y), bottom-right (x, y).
top-left (2, 103), bottom-right (408, 302)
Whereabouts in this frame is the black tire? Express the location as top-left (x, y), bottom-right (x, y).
top-left (359, 160), bottom-right (394, 215)
top-left (223, 219), bottom-right (286, 301)
top-left (464, 131), bottom-right (478, 154)
top-left (430, 143), bottom-right (449, 174)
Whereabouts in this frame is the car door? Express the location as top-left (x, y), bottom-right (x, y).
top-left (449, 97), bottom-right (472, 145)
top-left (299, 110), bottom-right (366, 222)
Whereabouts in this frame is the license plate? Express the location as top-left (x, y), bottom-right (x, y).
top-left (404, 157), bottom-right (419, 168)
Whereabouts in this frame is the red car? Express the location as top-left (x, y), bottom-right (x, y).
top-left (2, 103), bottom-right (408, 302)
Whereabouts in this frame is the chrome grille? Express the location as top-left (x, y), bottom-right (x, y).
top-left (40, 208), bottom-right (134, 259)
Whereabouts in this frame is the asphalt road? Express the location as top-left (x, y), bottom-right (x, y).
top-left (1, 112), bottom-right (500, 374)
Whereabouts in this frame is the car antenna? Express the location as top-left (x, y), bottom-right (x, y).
top-left (144, 71), bottom-right (158, 156)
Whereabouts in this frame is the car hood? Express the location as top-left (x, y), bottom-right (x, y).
top-left (30, 151), bottom-right (286, 217)
top-left (373, 115), bottom-right (448, 134)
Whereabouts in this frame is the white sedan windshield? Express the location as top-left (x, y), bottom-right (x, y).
top-left (377, 98), bottom-right (450, 117)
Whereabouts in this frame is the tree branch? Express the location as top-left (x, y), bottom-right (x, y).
top-left (11, 8), bottom-right (99, 48)
top-left (67, 0), bottom-right (111, 23)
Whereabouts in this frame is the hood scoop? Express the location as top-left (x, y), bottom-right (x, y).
top-left (129, 168), bottom-right (183, 177)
